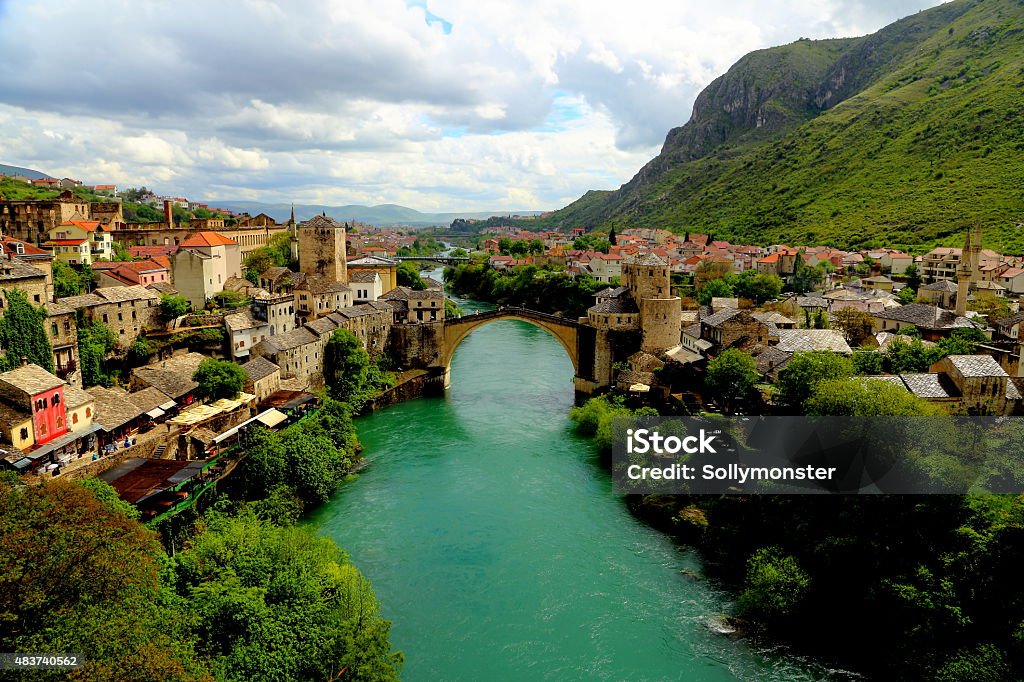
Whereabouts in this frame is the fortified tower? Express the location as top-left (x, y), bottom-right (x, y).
top-left (622, 253), bottom-right (682, 352)
top-left (298, 214), bottom-right (348, 284)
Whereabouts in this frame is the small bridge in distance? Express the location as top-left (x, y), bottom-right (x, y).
top-left (394, 255), bottom-right (471, 266)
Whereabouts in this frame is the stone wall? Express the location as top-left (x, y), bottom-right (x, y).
top-left (389, 321), bottom-right (444, 369)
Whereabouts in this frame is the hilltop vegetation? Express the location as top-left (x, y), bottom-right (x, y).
top-left (537, 0), bottom-right (1024, 252)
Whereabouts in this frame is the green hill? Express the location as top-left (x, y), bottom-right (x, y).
top-left (542, 0), bottom-right (1024, 252)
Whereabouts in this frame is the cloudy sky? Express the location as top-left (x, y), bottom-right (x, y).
top-left (0, 0), bottom-right (943, 212)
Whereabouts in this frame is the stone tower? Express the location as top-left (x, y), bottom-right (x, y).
top-left (298, 214), bottom-right (348, 284)
top-left (622, 253), bottom-right (682, 352)
top-left (955, 225), bottom-right (981, 317)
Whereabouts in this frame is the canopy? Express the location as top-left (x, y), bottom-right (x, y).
top-left (255, 409), bottom-right (288, 428)
top-left (145, 407), bottom-right (166, 420)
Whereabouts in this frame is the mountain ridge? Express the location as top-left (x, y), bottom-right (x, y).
top-left (536, 0), bottom-right (1024, 251)
top-left (208, 200), bottom-right (543, 227)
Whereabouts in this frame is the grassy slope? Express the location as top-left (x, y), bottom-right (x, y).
top-left (548, 0), bottom-right (1024, 252)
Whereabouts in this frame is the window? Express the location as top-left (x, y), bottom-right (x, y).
top-left (103, 313), bottom-right (108, 323)
top-left (86, 407), bottom-right (91, 418)
top-left (51, 323), bottom-right (58, 336)
top-left (19, 427), bottom-right (27, 440)
top-left (51, 393), bottom-right (60, 406)
top-left (72, 412), bottom-right (78, 424)
top-left (118, 312), bottom-right (123, 321)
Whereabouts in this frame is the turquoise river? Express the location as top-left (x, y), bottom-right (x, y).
top-left (308, 295), bottom-right (843, 681)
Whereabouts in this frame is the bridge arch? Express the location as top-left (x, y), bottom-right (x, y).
top-left (441, 309), bottom-right (579, 387)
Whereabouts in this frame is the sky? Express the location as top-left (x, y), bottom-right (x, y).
top-left (0, 0), bottom-right (945, 213)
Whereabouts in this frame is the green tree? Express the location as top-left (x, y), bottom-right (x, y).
top-left (852, 350), bottom-right (885, 375)
top-left (159, 294), bottom-right (190, 320)
top-left (77, 317), bottom-right (117, 387)
top-left (52, 260), bottom-right (85, 297)
top-left (776, 351), bottom-right (854, 411)
top-left (904, 263), bottom-right (922, 292)
top-left (897, 287), bottom-right (917, 304)
top-left (324, 328), bottom-right (370, 404)
top-left (0, 477), bottom-right (206, 680)
top-left (697, 277), bottom-right (734, 305)
top-left (790, 254), bottom-right (821, 294)
top-left (397, 261), bottom-right (426, 290)
top-left (172, 513), bottom-right (402, 681)
top-left (806, 378), bottom-right (940, 416)
top-left (209, 290), bottom-right (249, 310)
top-left (738, 547), bottom-right (811, 625)
top-left (111, 241), bottom-right (133, 262)
top-left (731, 271), bottom-right (783, 304)
top-left (705, 348), bottom-right (758, 412)
top-left (832, 307), bottom-right (877, 346)
top-left (0, 289), bottom-right (55, 372)
top-left (192, 358), bottom-right (245, 400)
top-left (78, 477), bottom-right (141, 520)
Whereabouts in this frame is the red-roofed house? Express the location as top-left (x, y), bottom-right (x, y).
top-left (46, 220), bottom-right (113, 264)
top-left (998, 268), bottom-right (1024, 294)
top-left (172, 232), bottom-right (242, 308)
top-left (94, 260), bottom-right (170, 288)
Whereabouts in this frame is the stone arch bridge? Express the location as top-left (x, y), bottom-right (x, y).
top-left (440, 307), bottom-right (598, 393)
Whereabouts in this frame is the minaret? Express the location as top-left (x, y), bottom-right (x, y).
top-left (955, 227), bottom-right (974, 316)
top-left (288, 204), bottom-right (298, 264)
top-left (969, 224), bottom-right (982, 285)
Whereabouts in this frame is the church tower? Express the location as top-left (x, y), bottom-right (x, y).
top-left (298, 213), bottom-right (348, 283)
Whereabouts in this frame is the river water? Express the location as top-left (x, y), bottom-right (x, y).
top-left (308, 287), bottom-right (838, 681)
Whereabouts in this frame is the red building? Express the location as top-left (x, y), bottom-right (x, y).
top-left (0, 363), bottom-right (67, 444)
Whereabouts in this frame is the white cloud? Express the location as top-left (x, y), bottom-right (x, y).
top-left (0, 0), bottom-right (945, 211)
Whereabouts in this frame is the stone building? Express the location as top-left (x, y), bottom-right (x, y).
top-left (0, 191), bottom-right (116, 244)
top-left (298, 215), bottom-right (347, 284)
top-left (578, 253), bottom-right (682, 392)
top-left (294, 276), bottom-right (351, 319)
top-left (0, 257), bottom-right (48, 308)
top-left (0, 238), bottom-right (53, 298)
top-left (58, 285), bottom-right (161, 350)
top-left (241, 356), bottom-right (281, 403)
top-left (379, 287), bottom-right (445, 324)
top-left (698, 308), bottom-right (771, 353)
top-left (252, 290), bottom-right (296, 337)
top-left (250, 301), bottom-right (394, 387)
top-left (224, 309), bottom-right (270, 360)
top-left (929, 355), bottom-right (1021, 415)
top-left (45, 302), bottom-right (81, 386)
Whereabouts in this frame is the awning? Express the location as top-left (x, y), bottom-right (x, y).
top-left (209, 408), bottom-right (288, 445)
top-left (145, 407), bottom-right (166, 420)
top-left (159, 400), bottom-right (177, 411)
top-left (255, 408), bottom-right (288, 428)
top-left (25, 424), bottom-right (102, 459)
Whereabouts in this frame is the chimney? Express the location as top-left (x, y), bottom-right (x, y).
top-left (20, 357), bottom-right (27, 367)
top-left (164, 200), bottom-right (174, 227)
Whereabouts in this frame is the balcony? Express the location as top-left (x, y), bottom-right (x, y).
top-left (55, 360), bottom-right (77, 379)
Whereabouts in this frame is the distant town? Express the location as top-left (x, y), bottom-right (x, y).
top-left (0, 171), bottom-right (1022, 518)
